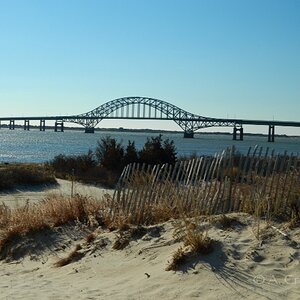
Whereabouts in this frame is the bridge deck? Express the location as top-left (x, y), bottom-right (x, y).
top-left (0, 116), bottom-right (299, 128)
top-left (0, 96), bottom-right (299, 141)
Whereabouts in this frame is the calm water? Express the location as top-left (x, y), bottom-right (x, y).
top-left (0, 129), bottom-right (299, 163)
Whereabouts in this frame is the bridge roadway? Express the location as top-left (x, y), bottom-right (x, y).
top-left (0, 96), bottom-right (299, 142)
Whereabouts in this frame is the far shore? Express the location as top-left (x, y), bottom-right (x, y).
top-left (0, 125), bottom-right (299, 138)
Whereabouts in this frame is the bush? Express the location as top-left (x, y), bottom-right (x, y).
top-left (123, 141), bottom-right (138, 166)
top-left (95, 135), bottom-right (177, 169)
top-left (139, 135), bottom-right (177, 165)
top-left (95, 136), bottom-right (124, 171)
top-left (48, 150), bottom-right (96, 176)
top-left (49, 135), bottom-right (177, 188)
top-left (48, 151), bottom-right (118, 188)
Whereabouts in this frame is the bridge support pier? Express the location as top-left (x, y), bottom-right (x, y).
top-left (55, 121), bottom-right (64, 132)
top-left (9, 120), bottom-right (15, 130)
top-left (40, 119), bottom-right (46, 131)
top-left (184, 131), bottom-right (194, 138)
top-left (85, 127), bottom-right (95, 133)
top-left (268, 125), bottom-right (275, 142)
top-left (24, 120), bottom-right (30, 130)
top-left (233, 126), bottom-right (243, 141)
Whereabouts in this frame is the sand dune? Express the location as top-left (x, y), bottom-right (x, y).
top-left (0, 213), bottom-right (299, 299)
top-left (0, 179), bottom-right (113, 208)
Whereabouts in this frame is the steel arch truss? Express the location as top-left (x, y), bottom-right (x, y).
top-left (64, 96), bottom-right (240, 134)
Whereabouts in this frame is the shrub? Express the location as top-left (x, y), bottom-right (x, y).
top-left (48, 150), bottom-right (96, 176)
top-left (139, 134), bottom-right (177, 165)
top-left (123, 141), bottom-right (139, 165)
top-left (49, 135), bottom-right (177, 187)
top-left (95, 136), bottom-right (124, 171)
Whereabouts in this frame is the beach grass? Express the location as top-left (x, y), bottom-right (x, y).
top-left (0, 163), bottom-right (57, 191)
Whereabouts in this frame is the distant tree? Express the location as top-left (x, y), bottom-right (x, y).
top-left (95, 136), bottom-right (124, 171)
top-left (162, 138), bottom-right (177, 165)
top-left (139, 134), bottom-right (177, 165)
top-left (123, 140), bottom-right (138, 165)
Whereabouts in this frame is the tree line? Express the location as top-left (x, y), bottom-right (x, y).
top-left (48, 135), bottom-right (177, 187)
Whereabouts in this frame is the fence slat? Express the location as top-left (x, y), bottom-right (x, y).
top-left (111, 148), bottom-right (299, 221)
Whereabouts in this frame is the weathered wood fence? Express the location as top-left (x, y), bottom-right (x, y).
top-left (112, 146), bottom-right (300, 219)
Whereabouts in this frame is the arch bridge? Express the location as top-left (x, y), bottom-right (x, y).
top-left (65, 96), bottom-right (237, 137)
top-left (1, 96), bottom-right (300, 141)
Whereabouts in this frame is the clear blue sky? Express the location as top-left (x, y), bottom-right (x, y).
top-left (0, 0), bottom-right (299, 134)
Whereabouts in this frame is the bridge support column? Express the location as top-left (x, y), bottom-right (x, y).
top-left (40, 119), bottom-right (46, 131)
top-left (24, 120), bottom-right (30, 130)
top-left (233, 126), bottom-right (243, 140)
top-left (240, 127), bottom-right (244, 140)
top-left (184, 131), bottom-right (194, 138)
top-left (9, 120), bottom-right (15, 130)
top-left (55, 121), bottom-right (64, 132)
top-left (85, 127), bottom-right (95, 133)
top-left (268, 125), bottom-right (275, 142)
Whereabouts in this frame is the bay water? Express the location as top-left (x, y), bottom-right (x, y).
top-left (0, 129), bottom-right (299, 163)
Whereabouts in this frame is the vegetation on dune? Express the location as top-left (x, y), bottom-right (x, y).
top-left (0, 187), bottom-right (215, 263)
top-left (1, 143), bottom-right (299, 269)
top-left (0, 163), bottom-right (57, 191)
top-left (47, 134), bottom-right (177, 188)
top-left (0, 194), bottom-right (106, 260)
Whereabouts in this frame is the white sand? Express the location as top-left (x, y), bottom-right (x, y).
top-left (0, 213), bottom-right (299, 299)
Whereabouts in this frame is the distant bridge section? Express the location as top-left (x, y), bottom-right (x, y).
top-left (1, 96), bottom-right (300, 142)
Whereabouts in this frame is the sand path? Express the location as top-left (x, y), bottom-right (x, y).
top-left (0, 179), bottom-right (113, 207)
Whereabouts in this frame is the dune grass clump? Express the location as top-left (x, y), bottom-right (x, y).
top-left (210, 214), bottom-right (242, 230)
top-left (112, 232), bottom-right (131, 250)
top-left (183, 230), bottom-right (213, 255)
top-left (166, 215), bottom-right (214, 271)
top-left (112, 226), bottom-right (147, 250)
top-left (166, 246), bottom-right (186, 271)
top-left (54, 244), bottom-right (84, 267)
top-left (0, 195), bottom-right (105, 259)
top-left (85, 231), bottom-right (97, 244)
top-left (0, 163), bottom-right (57, 191)
top-left (166, 229), bottom-right (213, 271)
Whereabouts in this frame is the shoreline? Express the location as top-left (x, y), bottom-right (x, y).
top-left (0, 125), bottom-right (299, 138)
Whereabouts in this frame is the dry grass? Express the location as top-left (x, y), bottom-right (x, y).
top-left (113, 153), bottom-right (300, 226)
top-left (168, 215), bottom-right (214, 271)
top-left (210, 214), bottom-right (242, 229)
top-left (85, 231), bottom-right (97, 244)
top-left (0, 195), bottom-right (105, 256)
top-left (0, 163), bottom-right (56, 191)
top-left (166, 226), bottom-right (214, 271)
top-left (112, 226), bottom-right (147, 250)
top-left (166, 246), bottom-right (186, 271)
top-left (54, 244), bottom-right (84, 267)
top-left (0, 153), bottom-right (298, 262)
top-left (183, 230), bottom-right (213, 254)
top-left (112, 232), bottom-right (131, 250)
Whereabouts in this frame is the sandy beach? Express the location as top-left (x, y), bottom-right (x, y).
top-left (0, 210), bottom-right (299, 300)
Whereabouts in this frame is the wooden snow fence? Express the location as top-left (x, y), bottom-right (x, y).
top-left (111, 146), bottom-right (300, 222)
